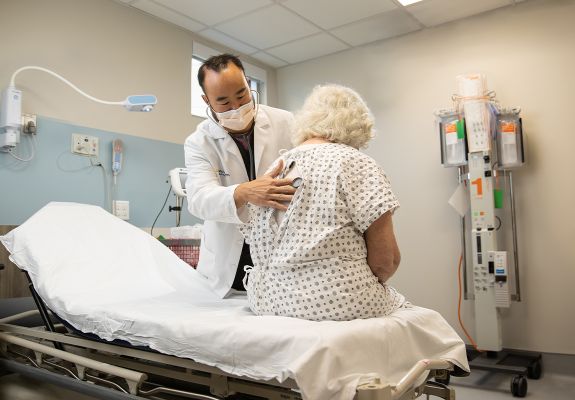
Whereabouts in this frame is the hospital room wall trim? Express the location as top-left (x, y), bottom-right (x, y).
top-left (0, 0), bottom-right (278, 145)
top-left (276, 0), bottom-right (575, 355)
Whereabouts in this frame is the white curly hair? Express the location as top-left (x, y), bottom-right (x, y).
top-left (292, 84), bottom-right (375, 149)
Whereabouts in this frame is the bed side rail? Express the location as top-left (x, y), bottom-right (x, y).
top-left (0, 332), bottom-right (147, 395)
top-left (356, 359), bottom-right (455, 400)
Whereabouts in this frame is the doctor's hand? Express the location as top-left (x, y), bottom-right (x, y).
top-left (234, 160), bottom-right (296, 211)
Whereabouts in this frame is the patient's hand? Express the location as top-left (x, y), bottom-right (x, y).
top-left (234, 160), bottom-right (296, 211)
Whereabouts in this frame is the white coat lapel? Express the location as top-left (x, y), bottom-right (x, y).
top-left (254, 109), bottom-right (271, 177)
top-left (207, 120), bottom-right (248, 182)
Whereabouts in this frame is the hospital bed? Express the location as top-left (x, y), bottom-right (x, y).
top-left (0, 203), bottom-right (470, 400)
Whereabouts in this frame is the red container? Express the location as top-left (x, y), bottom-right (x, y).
top-left (160, 239), bottom-right (201, 268)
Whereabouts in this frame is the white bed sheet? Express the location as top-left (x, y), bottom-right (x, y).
top-left (1, 202), bottom-right (469, 400)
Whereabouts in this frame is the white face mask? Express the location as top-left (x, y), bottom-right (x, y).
top-left (214, 100), bottom-right (255, 131)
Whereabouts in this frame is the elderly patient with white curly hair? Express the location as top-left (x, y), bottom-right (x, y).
top-left (240, 84), bottom-right (407, 321)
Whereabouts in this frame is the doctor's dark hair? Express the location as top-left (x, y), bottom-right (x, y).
top-left (197, 54), bottom-right (245, 92)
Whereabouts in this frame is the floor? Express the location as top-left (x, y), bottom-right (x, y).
top-left (452, 368), bottom-right (575, 399)
top-left (1, 353), bottom-right (574, 399)
top-left (0, 374), bottom-right (97, 400)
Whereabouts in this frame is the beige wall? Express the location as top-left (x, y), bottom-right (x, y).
top-left (0, 0), bottom-right (277, 144)
top-left (277, 0), bottom-right (575, 354)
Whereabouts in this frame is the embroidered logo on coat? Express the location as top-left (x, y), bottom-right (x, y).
top-left (216, 169), bottom-right (230, 177)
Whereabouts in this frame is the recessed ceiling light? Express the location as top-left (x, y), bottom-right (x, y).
top-left (398, 0), bottom-right (424, 6)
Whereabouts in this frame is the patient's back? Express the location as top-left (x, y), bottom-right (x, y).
top-left (241, 143), bottom-right (406, 321)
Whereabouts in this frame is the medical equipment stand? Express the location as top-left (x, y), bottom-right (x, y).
top-left (436, 74), bottom-right (541, 398)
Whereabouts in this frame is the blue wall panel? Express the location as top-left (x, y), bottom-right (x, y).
top-left (0, 116), bottom-right (199, 228)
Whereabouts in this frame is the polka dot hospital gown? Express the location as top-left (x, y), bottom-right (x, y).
top-left (240, 143), bottom-right (406, 321)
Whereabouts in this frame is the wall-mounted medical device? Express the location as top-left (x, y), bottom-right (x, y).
top-left (123, 95), bottom-right (157, 112)
top-left (0, 66), bottom-right (157, 153)
top-left (0, 86), bottom-right (22, 150)
top-left (168, 168), bottom-right (188, 226)
top-left (169, 168), bottom-right (187, 198)
top-left (112, 139), bottom-right (124, 184)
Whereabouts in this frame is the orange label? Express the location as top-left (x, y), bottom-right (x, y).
top-left (445, 122), bottom-right (457, 134)
top-left (471, 178), bottom-right (483, 197)
top-left (501, 122), bottom-right (516, 133)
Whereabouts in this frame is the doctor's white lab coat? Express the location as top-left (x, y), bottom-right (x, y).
top-left (184, 105), bottom-right (294, 297)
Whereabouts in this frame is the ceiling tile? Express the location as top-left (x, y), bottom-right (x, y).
top-left (198, 29), bottom-right (259, 54)
top-left (267, 33), bottom-right (349, 64)
top-left (406, 0), bottom-right (511, 27)
top-left (132, 0), bottom-right (205, 31)
top-left (282, 0), bottom-right (398, 29)
top-left (215, 5), bottom-right (320, 49)
top-left (331, 9), bottom-right (421, 46)
top-left (250, 52), bottom-right (289, 68)
top-left (154, 0), bottom-right (272, 26)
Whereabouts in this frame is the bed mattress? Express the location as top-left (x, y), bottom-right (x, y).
top-left (1, 202), bottom-right (469, 400)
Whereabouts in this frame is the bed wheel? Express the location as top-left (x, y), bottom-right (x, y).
top-left (510, 375), bottom-right (527, 397)
top-left (527, 360), bottom-right (542, 380)
top-left (434, 371), bottom-right (450, 385)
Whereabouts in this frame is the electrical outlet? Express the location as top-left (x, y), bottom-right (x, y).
top-left (113, 200), bottom-right (130, 220)
top-left (21, 113), bottom-right (37, 134)
top-left (71, 134), bottom-right (99, 156)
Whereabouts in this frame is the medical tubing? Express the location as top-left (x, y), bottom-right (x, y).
top-left (457, 253), bottom-right (483, 352)
top-left (8, 133), bottom-right (36, 162)
top-left (10, 66), bottom-right (124, 105)
top-left (92, 159), bottom-right (111, 212)
top-left (247, 134), bottom-right (255, 181)
top-left (151, 184), bottom-right (172, 238)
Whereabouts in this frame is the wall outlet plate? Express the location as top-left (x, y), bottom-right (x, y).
top-left (72, 134), bottom-right (99, 156)
top-left (21, 113), bottom-right (37, 134)
top-left (113, 200), bottom-right (130, 220)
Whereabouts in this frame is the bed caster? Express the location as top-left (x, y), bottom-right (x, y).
top-left (510, 375), bottom-right (527, 398)
top-left (434, 371), bottom-right (450, 386)
top-left (527, 359), bottom-right (542, 380)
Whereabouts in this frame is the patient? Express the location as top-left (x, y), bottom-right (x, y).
top-left (241, 84), bottom-right (406, 321)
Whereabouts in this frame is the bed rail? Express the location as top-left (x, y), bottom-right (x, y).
top-left (0, 332), bottom-right (147, 395)
top-left (356, 359), bottom-right (455, 400)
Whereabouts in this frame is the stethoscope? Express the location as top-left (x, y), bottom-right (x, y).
top-left (284, 159), bottom-right (303, 188)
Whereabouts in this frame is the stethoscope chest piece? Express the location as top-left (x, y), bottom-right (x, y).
top-left (291, 177), bottom-right (303, 188)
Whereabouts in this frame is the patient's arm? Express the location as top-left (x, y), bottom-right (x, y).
top-left (364, 211), bottom-right (401, 283)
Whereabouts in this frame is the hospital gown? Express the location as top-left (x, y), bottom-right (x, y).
top-left (241, 143), bottom-right (406, 321)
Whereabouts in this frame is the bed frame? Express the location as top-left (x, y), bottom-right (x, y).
top-left (0, 310), bottom-right (459, 400)
top-left (0, 279), bottom-right (463, 400)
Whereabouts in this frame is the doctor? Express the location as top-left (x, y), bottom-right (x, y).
top-left (185, 54), bottom-right (295, 298)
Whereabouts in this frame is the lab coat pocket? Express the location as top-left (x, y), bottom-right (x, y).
top-left (201, 224), bottom-right (217, 254)
top-left (197, 233), bottom-right (215, 275)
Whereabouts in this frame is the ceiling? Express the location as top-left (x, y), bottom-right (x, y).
top-left (116, 0), bottom-right (526, 68)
